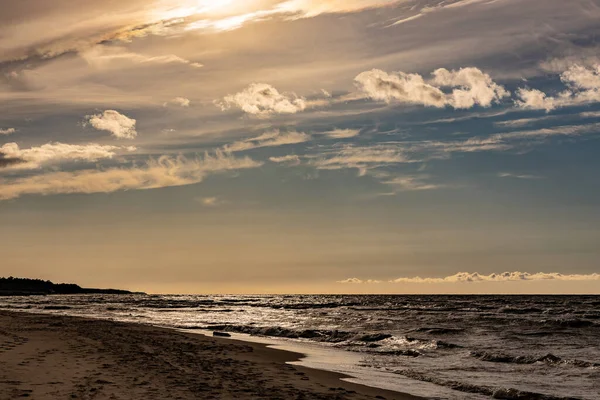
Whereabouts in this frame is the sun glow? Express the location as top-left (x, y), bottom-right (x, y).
top-left (155, 0), bottom-right (239, 21)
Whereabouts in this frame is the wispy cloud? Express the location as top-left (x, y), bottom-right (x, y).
top-left (319, 128), bottom-right (361, 139)
top-left (383, 175), bottom-right (443, 191)
top-left (338, 271), bottom-right (600, 284)
top-left (492, 122), bottom-right (600, 140)
top-left (390, 0), bottom-right (504, 26)
top-left (81, 46), bottom-right (203, 69)
top-left (310, 144), bottom-right (411, 175)
top-left (269, 154), bottom-right (301, 165)
top-left (498, 172), bottom-right (543, 180)
top-left (224, 130), bottom-right (310, 152)
top-left (494, 116), bottom-right (558, 128)
top-left (0, 151), bottom-right (262, 200)
top-left (196, 196), bottom-right (227, 207)
top-left (0, 142), bottom-right (134, 170)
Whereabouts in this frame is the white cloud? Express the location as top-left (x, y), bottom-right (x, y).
top-left (354, 69), bottom-right (446, 107)
top-left (86, 110), bottom-right (137, 139)
top-left (0, 128), bottom-right (16, 135)
top-left (269, 155), bottom-right (301, 165)
top-left (338, 271), bottom-right (600, 284)
top-left (217, 83), bottom-right (307, 116)
top-left (355, 67), bottom-right (508, 109)
top-left (389, 271), bottom-right (600, 283)
top-left (516, 64), bottom-right (600, 111)
top-left (224, 130), bottom-right (310, 152)
top-left (337, 278), bottom-right (382, 284)
top-left (320, 128), bottom-right (361, 139)
top-left (515, 88), bottom-right (558, 112)
top-left (0, 142), bottom-right (133, 170)
top-left (431, 67), bottom-right (510, 109)
top-left (164, 97), bottom-right (191, 107)
top-left (0, 151), bottom-right (262, 201)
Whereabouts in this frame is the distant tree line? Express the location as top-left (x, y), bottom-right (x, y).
top-left (0, 277), bottom-right (136, 295)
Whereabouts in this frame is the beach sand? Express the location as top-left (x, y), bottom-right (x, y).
top-left (0, 311), bottom-right (420, 400)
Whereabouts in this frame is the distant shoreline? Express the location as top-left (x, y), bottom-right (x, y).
top-left (0, 277), bottom-right (142, 296)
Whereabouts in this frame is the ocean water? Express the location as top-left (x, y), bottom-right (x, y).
top-left (1, 295), bottom-right (598, 399)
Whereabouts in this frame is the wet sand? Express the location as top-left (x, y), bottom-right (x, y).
top-left (0, 310), bottom-right (421, 400)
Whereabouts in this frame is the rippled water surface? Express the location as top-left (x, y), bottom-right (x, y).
top-left (1, 295), bottom-right (599, 399)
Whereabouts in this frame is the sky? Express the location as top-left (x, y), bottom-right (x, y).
top-left (1, 0), bottom-right (600, 294)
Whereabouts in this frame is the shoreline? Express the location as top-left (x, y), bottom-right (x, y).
top-left (0, 310), bottom-right (422, 400)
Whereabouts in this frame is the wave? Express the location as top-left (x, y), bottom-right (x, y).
top-left (471, 351), bottom-right (599, 368)
top-left (542, 319), bottom-right (596, 328)
top-left (393, 369), bottom-right (584, 400)
top-left (413, 327), bottom-right (464, 334)
top-left (203, 324), bottom-right (356, 342)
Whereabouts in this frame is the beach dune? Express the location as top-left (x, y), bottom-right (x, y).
top-left (0, 311), bottom-right (418, 400)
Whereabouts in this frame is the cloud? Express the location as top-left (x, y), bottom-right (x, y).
top-left (492, 122), bottom-right (600, 140)
top-left (516, 64), bottom-right (600, 111)
top-left (0, 142), bottom-right (133, 170)
top-left (580, 111), bottom-right (600, 118)
top-left (354, 67), bottom-right (508, 109)
top-left (320, 128), bottom-right (361, 139)
top-left (86, 110), bottom-right (137, 139)
top-left (224, 130), bottom-right (310, 152)
top-left (311, 144), bottom-right (411, 175)
top-left (355, 69), bottom-right (446, 107)
top-left (0, 0), bottom-right (401, 68)
top-left (390, 0), bottom-right (502, 26)
top-left (197, 196), bottom-right (225, 207)
top-left (514, 88), bottom-right (558, 112)
top-left (389, 272), bottom-right (600, 283)
top-left (164, 97), bottom-right (191, 107)
top-left (0, 151), bottom-right (262, 200)
top-left (411, 137), bottom-right (511, 155)
top-left (540, 50), bottom-right (600, 73)
top-left (431, 67), bottom-right (510, 109)
top-left (494, 116), bottom-right (557, 128)
top-left (217, 83), bottom-right (307, 116)
top-left (498, 172), bottom-right (542, 180)
top-left (383, 175), bottom-right (442, 191)
top-left (337, 278), bottom-right (382, 284)
top-left (338, 271), bottom-right (600, 284)
top-left (269, 154), bottom-right (301, 165)
top-left (81, 46), bottom-right (203, 69)
top-left (0, 128), bottom-right (16, 135)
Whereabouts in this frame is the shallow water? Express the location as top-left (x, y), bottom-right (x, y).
top-left (1, 295), bottom-right (598, 399)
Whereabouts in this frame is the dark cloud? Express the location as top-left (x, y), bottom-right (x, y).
top-left (0, 153), bottom-right (25, 168)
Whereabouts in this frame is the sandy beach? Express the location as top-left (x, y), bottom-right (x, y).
top-left (0, 310), bottom-right (420, 400)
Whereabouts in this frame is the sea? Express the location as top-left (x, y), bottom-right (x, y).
top-left (1, 294), bottom-right (598, 400)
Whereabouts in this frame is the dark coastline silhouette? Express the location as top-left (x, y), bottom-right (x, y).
top-left (0, 277), bottom-right (140, 296)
